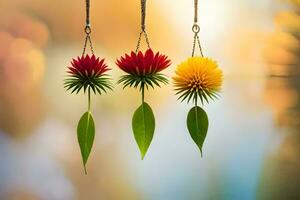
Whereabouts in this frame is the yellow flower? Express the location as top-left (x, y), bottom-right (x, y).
top-left (173, 57), bottom-right (223, 104)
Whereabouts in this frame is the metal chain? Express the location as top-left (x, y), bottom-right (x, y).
top-left (82, 0), bottom-right (94, 56)
top-left (135, 30), bottom-right (151, 53)
top-left (192, 35), bottom-right (197, 57)
top-left (135, 0), bottom-right (151, 52)
top-left (192, 34), bottom-right (203, 57)
top-left (135, 31), bottom-right (143, 53)
top-left (82, 35), bottom-right (94, 56)
top-left (191, 0), bottom-right (204, 57)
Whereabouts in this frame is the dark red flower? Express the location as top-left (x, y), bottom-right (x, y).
top-left (68, 54), bottom-right (110, 77)
top-left (64, 54), bottom-right (112, 94)
top-left (116, 48), bottom-right (171, 76)
top-left (116, 49), bottom-right (171, 90)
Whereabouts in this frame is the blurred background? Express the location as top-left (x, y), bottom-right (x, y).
top-left (0, 0), bottom-right (299, 199)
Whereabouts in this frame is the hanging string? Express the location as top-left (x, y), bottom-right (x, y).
top-left (85, 0), bottom-right (90, 27)
top-left (194, 0), bottom-right (198, 24)
top-left (82, 0), bottom-right (94, 56)
top-left (136, 0), bottom-right (151, 53)
top-left (191, 0), bottom-right (204, 57)
top-left (141, 0), bottom-right (146, 31)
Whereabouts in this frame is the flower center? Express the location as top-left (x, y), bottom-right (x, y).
top-left (188, 76), bottom-right (207, 91)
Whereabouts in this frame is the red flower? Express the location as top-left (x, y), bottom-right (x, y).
top-left (116, 49), bottom-right (171, 90)
top-left (68, 54), bottom-right (110, 77)
top-left (64, 54), bottom-right (112, 94)
top-left (116, 48), bottom-right (171, 76)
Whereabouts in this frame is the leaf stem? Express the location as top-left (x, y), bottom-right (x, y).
top-left (194, 96), bottom-right (202, 157)
top-left (88, 87), bottom-right (91, 113)
top-left (84, 165), bottom-right (87, 175)
top-left (141, 83), bottom-right (145, 104)
top-left (84, 86), bottom-right (91, 175)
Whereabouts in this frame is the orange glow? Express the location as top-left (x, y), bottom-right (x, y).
top-left (275, 11), bottom-right (300, 31)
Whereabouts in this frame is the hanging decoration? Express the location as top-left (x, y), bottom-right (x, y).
top-left (64, 0), bottom-right (113, 174)
top-left (116, 0), bottom-right (171, 159)
top-left (172, 0), bottom-right (223, 156)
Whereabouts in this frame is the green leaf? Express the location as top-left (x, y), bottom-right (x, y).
top-left (132, 102), bottom-right (155, 159)
top-left (77, 112), bottom-right (95, 174)
top-left (187, 106), bottom-right (209, 157)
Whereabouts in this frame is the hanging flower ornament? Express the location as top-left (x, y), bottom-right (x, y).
top-left (172, 0), bottom-right (223, 156)
top-left (64, 0), bottom-right (112, 174)
top-left (116, 0), bottom-right (171, 159)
